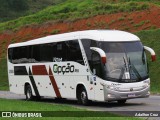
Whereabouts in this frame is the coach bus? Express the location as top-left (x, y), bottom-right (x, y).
top-left (7, 30), bottom-right (156, 105)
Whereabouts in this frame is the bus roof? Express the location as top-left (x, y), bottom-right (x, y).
top-left (8, 30), bottom-right (140, 48)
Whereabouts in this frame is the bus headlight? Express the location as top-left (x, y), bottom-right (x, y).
top-left (107, 94), bottom-right (115, 98)
top-left (143, 80), bottom-right (150, 87)
top-left (142, 84), bottom-right (149, 88)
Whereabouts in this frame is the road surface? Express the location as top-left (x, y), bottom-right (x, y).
top-left (0, 91), bottom-right (160, 120)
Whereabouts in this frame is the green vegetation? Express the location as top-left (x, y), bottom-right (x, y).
top-left (0, 0), bottom-right (150, 32)
top-left (0, 58), bottom-right (8, 90)
top-left (133, 21), bottom-right (145, 28)
top-left (109, 20), bottom-right (116, 25)
top-left (0, 0), bottom-right (29, 22)
top-left (118, 17), bottom-right (125, 21)
top-left (150, 25), bottom-right (157, 30)
top-left (133, 20), bottom-right (151, 28)
top-left (0, 98), bottom-right (81, 111)
top-left (86, 22), bottom-right (92, 27)
top-left (50, 29), bottom-right (61, 35)
top-left (94, 21), bottom-right (106, 28)
top-left (0, 98), bottom-right (141, 120)
top-left (0, 0), bottom-right (66, 22)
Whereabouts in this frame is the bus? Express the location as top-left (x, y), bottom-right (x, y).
top-left (7, 30), bottom-right (156, 105)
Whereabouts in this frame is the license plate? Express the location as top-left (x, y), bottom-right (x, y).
top-left (128, 94), bottom-right (135, 97)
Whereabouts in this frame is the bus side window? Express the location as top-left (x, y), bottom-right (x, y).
top-left (66, 40), bottom-right (84, 65)
top-left (8, 48), bottom-right (13, 63)
top-left (81, 39), bottom-right (98, 70)
top-left (81, 39), bottom-right (92, 66)
top-left (11, 46), bottom-right (29, 64)
top-left (32, 45), bottom-right (40, 63)
top-left (40, 43), bottom-right (52, 62)
top-left (52, 42), bottom-right (67, 62)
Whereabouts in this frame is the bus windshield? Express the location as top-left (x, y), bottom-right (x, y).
top-left (98, 41), bottom-right (148, 83)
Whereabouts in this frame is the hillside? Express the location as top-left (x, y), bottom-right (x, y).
top-left (0, 0), bottom-right (66, 22)
top-left (0, 0), bottom-right (160, 93)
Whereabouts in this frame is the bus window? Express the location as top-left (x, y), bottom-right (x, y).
top-left (11, 46), bottom-right (29, 64)
top-left (40, 43), bottom-right (52, 62)
top-left (81, 39), bottom-right (98, 69)
top-left (32, 45), bottom-right (40, 63)
top-left (8, 48), bottom-right (13, 63)
top-left (66, 40), bottom-right (84, 65)
top-left (52, 42), bottom-right (67, 61)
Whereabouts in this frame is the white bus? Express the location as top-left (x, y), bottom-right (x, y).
top-left (7, 30), bottom-right (156, 105)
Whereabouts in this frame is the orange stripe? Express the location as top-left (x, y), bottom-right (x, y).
top-left (49, 66), bottom-right (62, 98)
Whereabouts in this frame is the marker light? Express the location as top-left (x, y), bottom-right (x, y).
top-left (144, 46), bottom-right (156, 62)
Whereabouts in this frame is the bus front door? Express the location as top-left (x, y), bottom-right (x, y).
top-left (91, 51), bottom-right (105, 101)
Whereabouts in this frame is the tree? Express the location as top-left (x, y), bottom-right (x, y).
top-left (7, 0), bottom-right (29, 11)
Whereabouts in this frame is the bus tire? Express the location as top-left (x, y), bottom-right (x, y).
top-left (78, 87), bottom-right (89, 105)
top-left (25, 85), bottom-right (33, 101)
top-left (117, 100), bottom-right (126, 104)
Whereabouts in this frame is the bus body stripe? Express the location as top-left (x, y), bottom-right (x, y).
top-left (29, 67), bottom-right (40, 97)
top-left (49, 66), bottom-right (62, 98)
top-left (32, 65), bottom-right (48, 75)
top-left (31, 65), bottom-right (61, 98)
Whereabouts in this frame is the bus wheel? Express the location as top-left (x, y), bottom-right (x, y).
top-left (25, 85), bottom-right (33, 100)
top-left (117, 100), bottom-right (126, 104)
top-left (78, 87), bottom-right (89, 105)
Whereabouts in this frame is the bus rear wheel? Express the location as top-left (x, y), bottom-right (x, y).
top-left (78, 87), bottom-right (89, 105)
top-left (25, 85), bottom-right (33, 100)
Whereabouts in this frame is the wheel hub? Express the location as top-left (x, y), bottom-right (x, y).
top-left (81, 91), bottom-right (86, 102)
top-left (27, 89), bottom-right (31, 99)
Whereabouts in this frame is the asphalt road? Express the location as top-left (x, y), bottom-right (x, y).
top-left (0, 91), bottom-right (160, 120)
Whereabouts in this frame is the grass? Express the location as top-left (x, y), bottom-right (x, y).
top-left (0, 58), bottom-right (8, 90)
top-left (118, 17), bottom-right (125, 21)
top-left (0, 98), bottom-right (141, 120)
top-left (133, 21), bottom-right (145, 28)
top-left (133, 20), bottom-right (151, 28)
top-left (50, 29), bottom-right (61, 35)
top-left (0, 0), bottom-right (150, 32)
top-left (149, 25), bottom-right (157, 30)
top-left (0, 98), bottom-right (81, 111)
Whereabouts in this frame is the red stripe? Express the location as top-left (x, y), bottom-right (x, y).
top-left (32, 65), bottom-right (48, 75)
top-left (49, 67), bottom-right (62, 98)
top-left (32, 65), bottom-right (61, 98)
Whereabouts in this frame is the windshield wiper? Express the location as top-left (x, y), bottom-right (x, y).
top-left (119, 67), bottom-right (125, 80)
top-left (119, 56), bottom-right (142, 81)
top-left (119, 56), bottom-right (130, 80)
top-left (118, 57), bottom-right (127, 80)
top-left (128, 57), bottom-right (142, 81)
top-left (123, 57), bottom-right (128, 71)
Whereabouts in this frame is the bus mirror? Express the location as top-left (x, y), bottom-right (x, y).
top-left (144, 46), bottom-right (156, 62)
top-left (90, 47), bottom-right (107, 64)
top-left (102, 57), bottom-right (107, 64)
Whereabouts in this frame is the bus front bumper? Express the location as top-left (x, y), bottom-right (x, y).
top-left (104, 86), bottom-right (150, 101)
